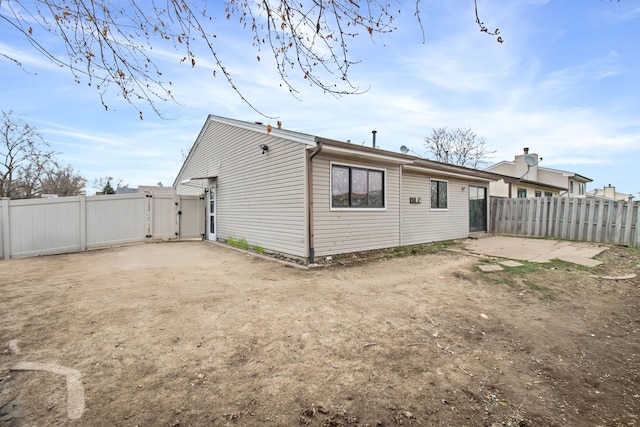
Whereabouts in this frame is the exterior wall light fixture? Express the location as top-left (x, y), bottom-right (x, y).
top-left (259, 144), bottom-right (269, 154)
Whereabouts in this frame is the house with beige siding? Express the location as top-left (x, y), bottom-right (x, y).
top-left (174, 115), bottom-right (504, 262)
top-left (486, 147), bottom-right (592, 199)
top-left (587, 184), bottom-right (635, 202)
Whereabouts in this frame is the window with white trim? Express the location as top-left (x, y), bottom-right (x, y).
top-left (430, 179), bottom-right (448, 209)
top-left (331, 164), bottom-right (384, 208)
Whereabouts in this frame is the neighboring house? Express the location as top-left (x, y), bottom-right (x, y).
top-left (116, 185), bottom-right (176, 195)
top-left (174, 115), bottom-right (505, 262)
top-left (115, 186), bottom-right (138, 195)
top-left (138, 185), bottom-right (176, 194)
top-left (486, 148), bottom-right (592, 198)
top-left (588, 185), bottom-right (635, 202)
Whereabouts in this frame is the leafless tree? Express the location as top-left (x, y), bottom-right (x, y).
top-left (1, 1), bottom-right (501, 117)
top-left (0, 111), bottom-right (86, 198)
top-left (424, 126), bottom-right (496, 169)
top-left (1, 110), bottom-right (54, 198)
top-left (39, 163), bottom-right (87, 196)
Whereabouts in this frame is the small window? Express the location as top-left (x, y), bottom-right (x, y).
top-left (430, 180), bottom-right (448, 209)
top-left (545, 192), bottom-right (553, 197)
top-left (579, 183), bottom-right (585, 195)
top-left (517, 188), bottom-right (527, 198)
top-left (331, 164), bottom-right (384, 208)
top-left (570, 180), bottom-right (575, 194)
top-left (535, 191), bottom-right (542, 197)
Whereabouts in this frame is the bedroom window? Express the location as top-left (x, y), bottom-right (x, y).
top-left (331, 164), bottom-right (384, 208)
top-left (430, 179), bottom-right (448, 209)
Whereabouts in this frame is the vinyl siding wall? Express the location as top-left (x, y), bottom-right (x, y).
top-left (537, 169), bottom-right (567, 189)
top-left (489, 180), bottom-right (510, 198)
top-left (176, 120), bottom-right (309, 257)
top-left (401, 171), bottom-right (471, 245)
top-left (175, 120), bottom-right (220, 196)
top-left (312, 154), bottom-right (401, 257)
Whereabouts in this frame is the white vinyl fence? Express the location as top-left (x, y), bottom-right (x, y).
top-left (1, 193), bottom-right (204, 259)
top-left (491, 197), bottom-right (640, 248)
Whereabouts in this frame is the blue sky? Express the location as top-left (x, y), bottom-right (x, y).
top-left (1, 1), bottom-right (639, 196)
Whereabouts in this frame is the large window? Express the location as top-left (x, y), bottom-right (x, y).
top-left (331, 164), bottom-right (384, 208)
top-left (430, 180), bottom-right (448, 209)
top-left (517, 188), bottom-right (527, 198)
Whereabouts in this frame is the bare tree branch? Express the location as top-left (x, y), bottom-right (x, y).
top-left (1, 1), bottom-right (500, 117)
top-left (0, 110), bottom-right (85, 198)
top-left (424, 126), bottom-right (496, 169)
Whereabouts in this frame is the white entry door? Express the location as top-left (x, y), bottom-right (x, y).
top-left (207, 186), bottom-right (216, 241)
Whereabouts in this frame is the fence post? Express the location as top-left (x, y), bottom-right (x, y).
top-left (542, 198), bottom-right (549, 236)
top-left (174, 194), bottom-right (180, 238)
top-left (146, 193), bottom-right (153, 238)
top-left (1, 198), bottom-right (10, 259)
top-left (622, 201), bottom-right (634, 247)
top-left (613, 201), bottom-right (625, 245)
top-left (634, 203), bottom-right (640, 248)
top-left (548, 197), bottom-right (557, 237)
top-left (79, 195), bottom-right (87, 251)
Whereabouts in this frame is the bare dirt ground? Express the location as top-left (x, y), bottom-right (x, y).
top-left (1, 240), bottom-right (639, 427)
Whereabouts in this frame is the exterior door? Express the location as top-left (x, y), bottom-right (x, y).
top-left (207, 186), bottom-right (216, 241)
top-left (469, 186), bottom-right (487, 232)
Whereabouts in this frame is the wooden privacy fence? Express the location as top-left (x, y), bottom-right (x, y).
top-left (0, 193), bottom-right (204, 259)
top-left (491, 197), bottom-right (640, 248)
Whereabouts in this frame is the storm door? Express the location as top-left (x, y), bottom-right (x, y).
top-left (469, 186), bottom-right (487, 232)
top-left (207, 186), bottom-right (216, 241)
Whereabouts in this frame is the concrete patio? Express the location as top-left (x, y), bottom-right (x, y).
top-left (464, 235), bottom-right (607, 267)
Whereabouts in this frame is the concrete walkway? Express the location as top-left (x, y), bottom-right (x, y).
top-left (464, 236), bottom-right (607, 267)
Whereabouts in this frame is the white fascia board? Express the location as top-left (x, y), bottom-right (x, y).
top-left (403, 165), bottom-right (493, 182)
top-left (319, 144), bottom-right (415, 164)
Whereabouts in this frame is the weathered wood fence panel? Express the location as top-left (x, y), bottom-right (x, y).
top-left (491, 197), bottom-right (640, 248)
top-left (1, 193), bottom-right (204, 259)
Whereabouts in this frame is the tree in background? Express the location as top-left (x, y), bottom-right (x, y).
top-left (1, 1), bottom-right (501, 117)
top-left (0, 111), bottom-right (86, 198)
top-left (424, 126), bottom-right (496, 169)
top-left (93, 176), bottom-right (127, 195)
top-left (39, 164), bottom-right (87, 196)
top-left (102, 180), bottom-right (115, 195)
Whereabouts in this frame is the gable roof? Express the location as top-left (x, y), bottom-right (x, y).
top-left (174, 115), bottom-right (509, 187)
top-left (486, 160), bottom-right (593, 183)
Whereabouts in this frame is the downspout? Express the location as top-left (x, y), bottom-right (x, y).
top-left (399, 165), bottom-right (403, 247)
top-left (307, 139), bottom-right (323, 264)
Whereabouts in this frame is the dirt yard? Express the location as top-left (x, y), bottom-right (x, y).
top-left (1, 240), bottom-right (639, 426)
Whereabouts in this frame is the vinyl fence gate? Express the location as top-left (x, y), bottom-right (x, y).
top-left (1, 193), bottom-right (205, 259)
